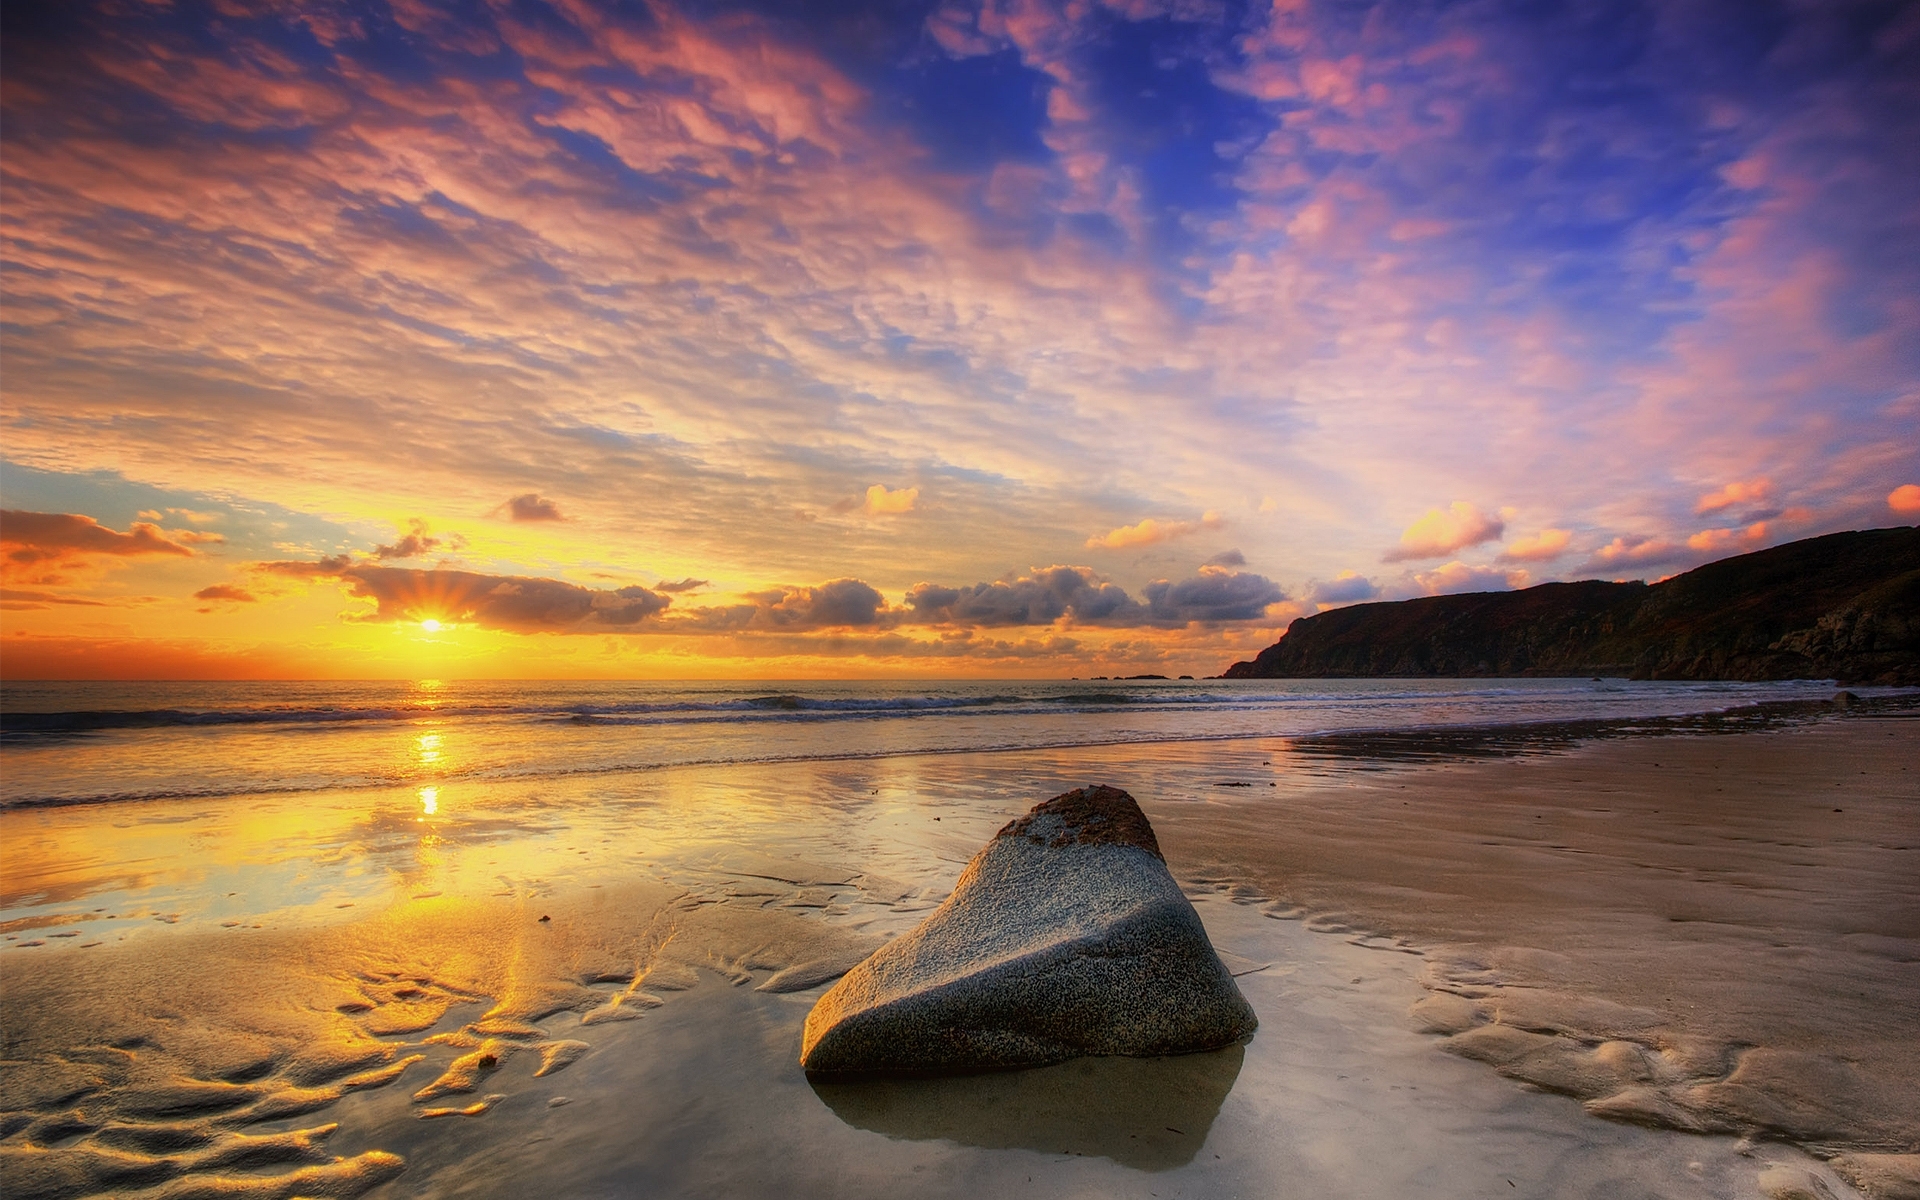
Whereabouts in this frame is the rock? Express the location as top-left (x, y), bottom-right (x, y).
top-left (799, 786), bottom-right (1256, 1077)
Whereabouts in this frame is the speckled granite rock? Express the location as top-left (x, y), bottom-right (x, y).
top-left (800, 785), bottom-right (1257, 1077)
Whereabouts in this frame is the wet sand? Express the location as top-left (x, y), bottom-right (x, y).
top-left (1, 710), bottom-right (1915, 1198)
top-left (1159, 714), bottom-right (1920, 1165)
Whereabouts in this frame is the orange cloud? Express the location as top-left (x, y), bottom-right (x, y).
top-left (256, 559), bottom-right (671, 632)
top-left (1383, 502), bottom-right (1504, 561)
top-left (862, 485), bottom-right (919, 516)
top-left (1085, 512), bottom-right (1224, 550)
top-left (1687, 521), bottom-right (1771, 554)
top-left (1695, 477), bottom-right (1771, 514)
top-left (193, 584), bottom-right (258, 604)
top-left (1587, 536), bottom-right (1678, 568)
top-left (1498, 528), bottom-right (1572, 562)
top-left (1890, 484), bottom-right (1920, 516)
top-left (1, 588), bottom-right (114, 610)
top-left (2, 510), bottom-right (200, 566)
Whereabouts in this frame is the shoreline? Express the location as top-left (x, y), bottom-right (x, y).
top-left (1, 685), bottom-right (1898, 814)
top-left (2, 707), bottom-right (1915, 1197)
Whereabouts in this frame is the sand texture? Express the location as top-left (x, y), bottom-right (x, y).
top-left (1157, 714), bottom-right (1920, 1166)
top-left (1, 709), bottom-right (1914, 1197)
top-left (801, 786), bottom-right (1255, 1075)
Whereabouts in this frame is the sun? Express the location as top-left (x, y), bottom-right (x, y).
top-left (420, 618), bottom-right (442, 632)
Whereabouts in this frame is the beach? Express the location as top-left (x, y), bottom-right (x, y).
top-left (2, 684), bottom-right (1915, 1199)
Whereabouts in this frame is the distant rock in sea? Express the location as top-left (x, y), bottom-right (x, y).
top-left (799, 786), bottom-right (1256, 1077)
top-left (1221, 526), bottom-right (1920, 684)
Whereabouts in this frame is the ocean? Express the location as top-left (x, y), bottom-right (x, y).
top-left (0, 675), bottom-right (1855, 810)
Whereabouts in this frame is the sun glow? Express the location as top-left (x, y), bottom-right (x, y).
top-left (420, 618), bottom-right (442, 632)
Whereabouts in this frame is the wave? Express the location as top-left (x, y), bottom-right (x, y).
top-left (0, 693), bottom-right (1863, 812)
top-left (0, 686), bottom-right (1314, 738)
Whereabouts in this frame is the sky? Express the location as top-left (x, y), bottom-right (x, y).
top-left (2, 0), bottom-right (1917, 680)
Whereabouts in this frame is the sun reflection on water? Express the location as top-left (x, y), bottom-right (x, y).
top-left (419, 786), bottom-right (439, 816)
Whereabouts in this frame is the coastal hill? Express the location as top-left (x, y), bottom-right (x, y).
top-left (1222, 526), bottom-right (1920, 684)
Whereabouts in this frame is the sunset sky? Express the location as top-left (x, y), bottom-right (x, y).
top-left (2, 0), bottom-right (1916, 679)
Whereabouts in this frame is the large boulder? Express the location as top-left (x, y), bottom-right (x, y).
top-left (800, 785), bottom-right (1257, 1077)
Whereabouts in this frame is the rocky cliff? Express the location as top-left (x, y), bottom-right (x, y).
top-left (1222, 526), bottom-right (1920, 684)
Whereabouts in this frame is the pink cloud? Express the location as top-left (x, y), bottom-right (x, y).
top-left (1412, 561), bottom-right (1528, 596)
top-left (1695, 477), bottom-right (1772, 514)
top-left (1586, 536), bottom-right (1680, 569)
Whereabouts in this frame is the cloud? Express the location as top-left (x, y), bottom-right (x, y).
top-left (1140, 566), bottom-right (1286, 623)
top-left (257, 554), bottom-right (356, 578)
top-left (1498, 528), bottom-right (1572, 562)
top-left (862, 485), bottom-right (919, 516)
top-left (1891, 484), bottom-right (1920, 516)
top-left (677, 578), bottom-right (887, 631)
top-left (1696, 478), bottom-right (1772, 515)
top-left (1306, 570), bottom-right (1380, 606)
top-left (1086, 512), bottom-right (1225, 550)
top-left (654, 577), bottom-right (710, 593)
top-left (907, 566), bottom-right (1139, 626)
top-left (1204, 549), bottom-right (1247, 567)
top-left (0, 588), bottom-right (114, 609)
top-left (1383, 503), bottom-right (1505, 562)
top-left (256, 559), bottom-right (670, 632)
top-left (0, 0), bottom-right (1911, 679)
top-left (193, 584), bottom-right (257, 603)
top-left (139, 507), bottom-right (221, 525)
top-left (1412, 561), bottom-right (1528, 596)
top-left (1, 510), bottom-right (201, 566)
top-left (906, 563), bottom-right (1283, 627)
top-left (1686, 522), bottom-right (1772, 555)
top-left (1585, 536), bottom-right (1682, 570)
top-left (502, 494), bottom-right (565, 522)
top-left (372, 520), bottom-right (441, 560)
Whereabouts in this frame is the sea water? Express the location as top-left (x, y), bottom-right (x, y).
top-left (0, 676), bottom-right (1852, 810)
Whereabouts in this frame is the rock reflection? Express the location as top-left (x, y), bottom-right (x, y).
top-left (810, 1042), bottom-right (1246, 1171)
